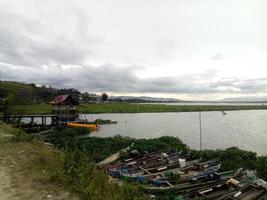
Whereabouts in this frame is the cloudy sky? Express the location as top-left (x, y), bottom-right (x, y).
top-left (0, 0), bottom-right (267, 100)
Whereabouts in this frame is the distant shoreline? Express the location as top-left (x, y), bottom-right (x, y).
top-left (6, 103), bottom-right (267, 115)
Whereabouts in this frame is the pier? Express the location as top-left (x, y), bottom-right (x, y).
top-left (3, 114), bottom-right (60, 127)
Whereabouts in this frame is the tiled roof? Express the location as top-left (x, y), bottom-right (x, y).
top-left (50, 95), bottom-right (70, 104)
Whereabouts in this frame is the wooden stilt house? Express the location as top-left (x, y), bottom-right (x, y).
top-left (50, 95), bottom-right (79, 122)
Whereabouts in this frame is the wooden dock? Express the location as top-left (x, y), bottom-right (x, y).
top-left (3, 114), bottom-right (60, 127)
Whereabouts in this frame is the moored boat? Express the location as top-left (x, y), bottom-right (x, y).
top-left (66, 122), bottom-right (99, 130)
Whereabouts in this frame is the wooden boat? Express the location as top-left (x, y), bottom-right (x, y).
top-left (144, 178), bottom-right (229, 194)
top-left (108, 151), bottom-right (183, 177)
top-left (124, 150), bottom-right (166, 164)
top-left (225, 184), bottom-right (267, 200)
top-left (66, 122), bottom-right (99, 130)
top-left (144, 159), bottom-right (218, 180)
top-left (121, 159), bottom-right (220, 186)
top-left (106, 152), bottom-right (166, 177)
top-left (122, 152), bottom-right (182, 174)
top-left (98, 146), bottom-right (132, 166)
top-left (119, 159), bottom-right (201, 183)
top-left (197, 181), bottom-right (240, 199)
top-left (106, 150), bottom-right (167, 171)
top-left (143, 159), bottom-right (202, 178)
top-left (151, 163), bottom-right (222, 187)
top-left (190, 170), bottom-right (262, 199)
top-left (145, 170), bottom-right (236, 195)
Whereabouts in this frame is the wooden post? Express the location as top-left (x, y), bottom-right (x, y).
top-left (67, 105), bottom-right (70, 122)
top-left (199, 112), bottom-right (202, 151)
top-left (56, 116), bottom-right (59, 125)
top-left (18, 117), bottom-right (21, 127)
top-left (59, 105), bottom-right (61, 125)
top-left (51, 116), bottom-right (55, 126)
top-left (31, 117), bottom-right (34, 125)
top-left (3, 113), bottom-right (7, 123)
top-left (42, 116), bottom-right (46, 126)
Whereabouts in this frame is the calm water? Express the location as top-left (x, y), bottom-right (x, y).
top-left (80, 110), bottom-right (267, 155)
top-left (140, 102), bottom-right (267, 105)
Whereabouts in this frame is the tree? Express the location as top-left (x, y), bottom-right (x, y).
top-left (101, 93), bottom-right (108, 101)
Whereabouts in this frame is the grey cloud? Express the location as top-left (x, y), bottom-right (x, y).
top-left (234, 79), bottom-right (267, 92)
top-left (2, 63), bottom-right (267, 95)
top-left (0, 7), bottom-right (96, 67)
top-left (1, 1), bottom-right (267, 98)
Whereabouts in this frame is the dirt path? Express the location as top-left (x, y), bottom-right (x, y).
top-left (0, 125), bottom-right (78, 200)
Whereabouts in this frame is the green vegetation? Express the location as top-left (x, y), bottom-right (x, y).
top-left (62, 150), bottom-right (147, 200)
top-left (6, 103), bottom-right (267, 115)
top-left (45, 127), bottom-right (267, 181)
top-left (1, 122), bottom-right (267, 199)
top-left (48, 130), bottom-right (188, 162)
top-left (8, 103), bottom-right (51, 114)
top-left (190, 148), bottom-right (260, 173)
top-left (0, 80), bottom-right (80, 116)
top-left (0, 122), bottom-right (149, 200)
top-left (12, 129), bottom-right (34, 142)
top-left (80, 103), bottom-right (267, 113)
top-left (0, 80), bottom-right (80, 105)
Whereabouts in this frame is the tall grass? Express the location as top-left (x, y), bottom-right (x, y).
top-left (1, 123), bottom-right (149, 200)
top-left (7, 103), bottom-right (267, 114)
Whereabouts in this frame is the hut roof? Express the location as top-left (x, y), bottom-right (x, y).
top-left (50, 95), bottom-right (79, 105)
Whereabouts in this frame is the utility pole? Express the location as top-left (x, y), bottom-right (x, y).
top-left (199, 111), bottom-right (202, 151)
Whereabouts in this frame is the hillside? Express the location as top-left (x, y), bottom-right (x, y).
top-left (0, 80), bottom-right (80, 105)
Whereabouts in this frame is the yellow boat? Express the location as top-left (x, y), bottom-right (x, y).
top-left (66, 122), bottom-right (99, 130)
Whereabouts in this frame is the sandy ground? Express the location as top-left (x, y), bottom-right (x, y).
top-left (0, 126), bottom-right (78, 200)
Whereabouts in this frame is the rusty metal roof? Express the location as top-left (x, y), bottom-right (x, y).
top-left (50, 95), bottom-right (78, 105)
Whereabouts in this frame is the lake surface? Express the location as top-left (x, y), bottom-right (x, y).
top-left (80, 110), bottom-right (267, 155)
top-left (140, 102), bottom-right (267, 105)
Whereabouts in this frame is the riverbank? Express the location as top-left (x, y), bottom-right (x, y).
top-left (6, 103), bottom-right (267, 114)
top-left (0, 122), bottom-right (79, 200)
top-left (0, 123), bottom-right (149, 200)
top-left (1, 123), bottom-right (267, 199)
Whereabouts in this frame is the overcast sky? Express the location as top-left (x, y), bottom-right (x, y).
top-left (0, 0), bottom-right (267, 100)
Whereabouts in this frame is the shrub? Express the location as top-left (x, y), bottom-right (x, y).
top-left (63, 150), bottom-right (148, 200)
top-left (13, 129), bottom-right (33, 142)
top-left (256, 156), bottom-right (267, 180)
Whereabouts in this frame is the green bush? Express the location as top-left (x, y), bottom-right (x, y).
top-left (63, 150), bottom-right (148, 200)
top-left (48, 127), bottom-right (91, 149)
top-left (13, 129), bottom-right (33, 142)
top-left (256, 156), bottom-right (267, 180)
top-left (132, 136), bottom-right (188, 153)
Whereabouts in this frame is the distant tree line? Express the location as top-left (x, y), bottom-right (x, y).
top-left (0, 81), bottom-right (81, 105)
top-left (0, 81), bottom-right (109, 112)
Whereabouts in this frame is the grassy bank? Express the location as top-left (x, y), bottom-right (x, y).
top-left (7, 103), bottom-right (267, 114)
top-left (0, 123), bottom-right (149, 200)
top-left (2, 123), bottom-right (267, 199)
top-left (0, 122), bottom-right (79, 199)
